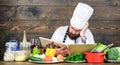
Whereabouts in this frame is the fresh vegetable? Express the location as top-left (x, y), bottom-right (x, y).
top-left (57, 54), bottom-right (65, 61)
top-left (91, 43), bottom-right (107, 52)
top-left (30, 46), bottom-right (41, 56)
top-left (39, 54), bottom-right (46, 59)
top-left (64, 52), bottom-right (85, 61)
top-left (45, 45), bottom-right (56, 57)
top-left (38, 42), bottom-right (61, 53)
top-left (33, 54), bottom-right (46, 59)
top-left (30, 56), bottom-right (43, 62)
top-left (106, 47), bottom-right (120, 60)
top-left (104, 48), bottom-right (109, 60)
top-left (52, 57), bottom-right (58, 62)
top-left (44, 57), bottom-right (52, 62)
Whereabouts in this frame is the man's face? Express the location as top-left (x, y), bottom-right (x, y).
top-left (67, 24), bottom-right (82, 40)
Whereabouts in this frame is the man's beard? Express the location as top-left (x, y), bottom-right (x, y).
top-left (67, 31), bottom-right (79, 40)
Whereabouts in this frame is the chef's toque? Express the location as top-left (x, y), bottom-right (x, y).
top-left (70, 2), bottom-right (94, 29)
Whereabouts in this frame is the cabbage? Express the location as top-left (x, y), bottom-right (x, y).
top-left (106, 47), bottom-right (120, 60)
top-left (91, 43), bottom-right (107, 52)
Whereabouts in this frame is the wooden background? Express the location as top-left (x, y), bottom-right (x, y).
top-left (0, 0), bottom-right (120, 60)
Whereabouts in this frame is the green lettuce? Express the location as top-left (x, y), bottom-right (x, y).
top-left (30, 46), bottom-right (41, 57)
top-left (91, 43), bottom-right (107, 52)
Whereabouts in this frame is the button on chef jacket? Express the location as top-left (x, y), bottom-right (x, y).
top-left (51, 26), bottom-right (95, 44)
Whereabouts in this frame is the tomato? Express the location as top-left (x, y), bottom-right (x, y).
top-left (44, 57), bottom-right (52, 62)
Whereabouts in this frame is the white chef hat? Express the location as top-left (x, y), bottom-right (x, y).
top-left (70, 2), bottom-right (94, 29)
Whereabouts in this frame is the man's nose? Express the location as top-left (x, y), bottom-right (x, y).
top-left (72, 30), bottom-right (76, 34)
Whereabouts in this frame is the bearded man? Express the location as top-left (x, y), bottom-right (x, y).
top-left (51, 2), bottom-right (95, 56)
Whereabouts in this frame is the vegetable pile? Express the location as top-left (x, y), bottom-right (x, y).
top-left (64, 52), bottom-right (85, 62)
top-left (106, 47), bottom-right (120, 60)
top-left (29, 43), bottom-right (65, 62)
top-left (29, 42), bottom-right (120, 63)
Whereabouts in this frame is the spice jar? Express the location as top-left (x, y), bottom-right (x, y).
top-left (19, 42), bottom-right (31, 61)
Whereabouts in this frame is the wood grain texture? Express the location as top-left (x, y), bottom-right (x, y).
top-left (0, 0), bottom-right (69, 6)
top-left (0, 6), bottom-right (120, 21)
top-left (0, 6), bottom-right (73, 21)
top-left (0, 0), bottom-right (120, 6)
top-left (70, 0), bottom-right (120, 6)
top-left (0, 20), bottom-right (119, 47)
top-left (0, 0), bottom-right (120, 59)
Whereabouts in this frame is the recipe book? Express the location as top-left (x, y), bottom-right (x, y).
top-left (39, 37), bottom-right (96, 54)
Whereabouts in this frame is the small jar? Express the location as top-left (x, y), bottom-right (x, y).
top-left (20, 42), bottom-right (31, 50)
top-left (5, 41), bottom-right (18, 51)
top-left (19, 42), bottom-right (31, 60)
top-left (4, 48), bottom-right (14, 61)
top-left (14, 50), bottom-right (27, 61)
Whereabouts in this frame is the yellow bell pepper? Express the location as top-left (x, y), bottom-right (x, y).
top-left (45, 48), bottom-right (56, 57)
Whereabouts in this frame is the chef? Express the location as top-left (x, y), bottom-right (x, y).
top-left (51, 2), bottom-right (95, 44)
top-left (51, 2), bottom-right (95, 56)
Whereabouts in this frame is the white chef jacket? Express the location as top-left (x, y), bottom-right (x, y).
top-left (51, 26), bottom-right (95, 44)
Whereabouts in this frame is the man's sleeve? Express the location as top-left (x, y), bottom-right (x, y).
top-left (85, 29), bottom-right (95, 44)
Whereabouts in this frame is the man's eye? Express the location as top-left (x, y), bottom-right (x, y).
top-left (71, 27), bottom-right (74, 30)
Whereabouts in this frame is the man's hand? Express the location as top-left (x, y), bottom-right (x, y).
top-left (80, 22), bottom-right (89, 40)
top-left (55, 46), bottom-right (70, 56)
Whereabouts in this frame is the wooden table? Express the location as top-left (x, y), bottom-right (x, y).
top-left (0, 61), bottom-right (120, 65)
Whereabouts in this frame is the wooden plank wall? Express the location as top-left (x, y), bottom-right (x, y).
top-left (0, 0), bottom-right (120, 60)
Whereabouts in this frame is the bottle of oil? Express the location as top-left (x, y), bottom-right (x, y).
top-left (17, 30), bottom-right (31, 61)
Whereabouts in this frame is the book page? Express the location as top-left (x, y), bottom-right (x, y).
top-left (68, 44), bottom-right (96, 54)
top-left (39, 37), bottom-right (67, 47)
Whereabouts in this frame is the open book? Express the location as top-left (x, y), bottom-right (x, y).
top-left (39, 37), bottom-right (96, 54)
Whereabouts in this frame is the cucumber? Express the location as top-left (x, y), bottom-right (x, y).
top-left (30, 56), bottom-right (43, 62)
